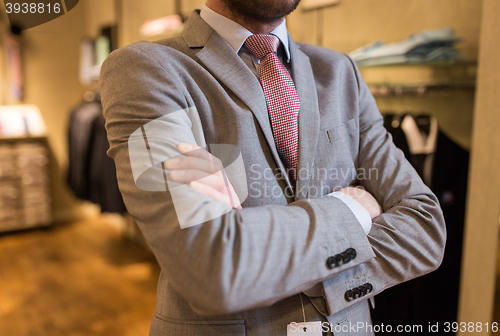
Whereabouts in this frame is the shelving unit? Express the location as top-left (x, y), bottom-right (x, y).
top-left (359, 61), bottom-right (477, 96)
top-left (359, 61), bottom-right (477, 151)
top-left (0, 136), bottom-right (53, 232)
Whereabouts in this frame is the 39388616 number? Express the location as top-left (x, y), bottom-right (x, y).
top-left (5, 3), bottom-right (61, 14)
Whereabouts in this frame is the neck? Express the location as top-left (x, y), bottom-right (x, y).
top-left (206, 0), bottom-right (284, 34)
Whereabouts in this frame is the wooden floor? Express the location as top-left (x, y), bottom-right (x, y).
top-left (0, 217), bottom-right (160, 336)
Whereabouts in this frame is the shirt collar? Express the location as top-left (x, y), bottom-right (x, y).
top-left (200, 3), bottom-right (291, 62)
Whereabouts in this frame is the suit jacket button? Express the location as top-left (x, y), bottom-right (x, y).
top-left (365, 283), bottom-right (373, 294)
top-left (344, 290), bottom-right (354, 302)
top-left (341, 251), bottom-right (351, 264)
top-left (347, 248), bottom-right (357, 260)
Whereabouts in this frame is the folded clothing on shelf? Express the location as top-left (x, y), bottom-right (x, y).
top-left (349, 28), bottom-right (463, 66)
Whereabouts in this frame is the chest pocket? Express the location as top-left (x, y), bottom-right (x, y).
top-left (313, 118), bottom-right (359, 191)
top-left (326, 118), bottom-right (357, 144)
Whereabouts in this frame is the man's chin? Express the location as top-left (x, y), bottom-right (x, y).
top-left (223, 0), bottom-right (301, 23)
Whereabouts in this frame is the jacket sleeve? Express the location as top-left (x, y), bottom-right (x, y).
top-left (321, 55), bottom-right (446, 315)
top-left (100, 44), bottom-right (377, 316)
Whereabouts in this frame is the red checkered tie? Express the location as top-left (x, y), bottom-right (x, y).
top-left (244, 34), bottom-right (300, 183)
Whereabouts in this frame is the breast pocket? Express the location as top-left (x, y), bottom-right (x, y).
top-left (150, 315), bottom-right (246, 336)
top-left (319, 118), bottom-right (360, 188)
top-left (326, 118), bottom-right (358, 144)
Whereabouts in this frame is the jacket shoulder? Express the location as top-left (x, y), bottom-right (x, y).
top-left (296, 42), bottom-right (354, 68)
top-left (106, 36), bottom-right (188, 61)
top-left (101, 36), bottom-right (196, 81)
top-left (295, 42), bottom-right (362, 93)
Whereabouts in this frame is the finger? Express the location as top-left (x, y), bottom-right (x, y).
top-left (184, 173), bottom-right (242, 209)
top-left (200, 170), bottom-right (243, 208)
top-left (224, 175), bottom-right (242, 206)
top-left (170, 169), bottom-right (232, 194)
top-left (177, 143), bottom-right (206, 158)
top-left (169, 169), bottom-right (211, 183)
top-left (189, 181), bottom-right (234, 208)
top-left (219, 174), bottom-right (242, 209)
top-left (165, 156), bottom-right (223, 174)
top-left (177, 143), bottom-right (224, 172)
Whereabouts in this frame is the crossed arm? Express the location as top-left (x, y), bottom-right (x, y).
top-left (165, 142), bottom-right (383, 220)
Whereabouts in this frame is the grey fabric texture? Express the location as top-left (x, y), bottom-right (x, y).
top-left (100, 10), bottom-right (446, 336)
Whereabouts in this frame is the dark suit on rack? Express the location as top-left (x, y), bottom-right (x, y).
top-left (100, 10), bottom-right (446, 336)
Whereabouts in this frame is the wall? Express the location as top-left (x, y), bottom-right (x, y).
top-left (120, 0), bottom-right (175, 47)
top-left (83, 0), bottom-right (116, 37)
top-left (118, 0), bottom-right (208, 47)
top-left (458, 0), bottom-right (500, 330)
top-left (181, 0), bottom-right (205, 17)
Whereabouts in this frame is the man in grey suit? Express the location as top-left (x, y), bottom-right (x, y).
top-left (100, 0), bottom-right (446, 334)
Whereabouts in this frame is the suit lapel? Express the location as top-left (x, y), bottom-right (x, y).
top-left (289, 38), bottom-right (321, 200)
top-left (196, 37), bottom-right (273, 145)
top-left (181, 12), bottom-right (295, 193)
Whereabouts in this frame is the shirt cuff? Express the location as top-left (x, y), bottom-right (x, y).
top-left (328, 192), bottom-right (372, 235)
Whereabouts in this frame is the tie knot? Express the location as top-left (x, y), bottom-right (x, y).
top-left (244, 34), bottom-right (280, 60)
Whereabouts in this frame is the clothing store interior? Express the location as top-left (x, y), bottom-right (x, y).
top-left (0, 0), bottom-right (499, 335)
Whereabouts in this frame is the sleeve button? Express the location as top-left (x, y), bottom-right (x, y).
top-left (344, 290), bottom-right (354, 302)
top-left (358, 285), bottom-right (368, 296)
top-left (326, 256), bottom-right (337, 269)
top-left (352, 287), bottom-right (362, 299)
top-left (341, 251), bottom-right (351, 264)
top-left (347, 248), bottom-right (357, 260)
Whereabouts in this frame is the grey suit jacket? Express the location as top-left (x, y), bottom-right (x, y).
top-left (100, 10), bottom-right (446, 336)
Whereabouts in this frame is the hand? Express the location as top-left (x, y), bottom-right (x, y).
top-left (164, 143), bottom-right (242, 209)
top-left (338, 186), bottom-right (382, 219)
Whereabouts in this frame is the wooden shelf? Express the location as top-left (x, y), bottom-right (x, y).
top-left (359, 62), bottom-right (477, 96)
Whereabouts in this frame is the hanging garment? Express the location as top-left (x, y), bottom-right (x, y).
top-left (67, 100), bottom-right (102, 200)
top-left (67, 98), bottom-right (126, 213)
top-left (88, 114), bottom-right (127, 213)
